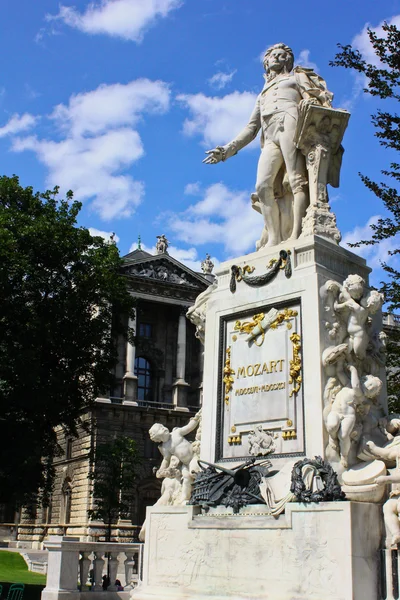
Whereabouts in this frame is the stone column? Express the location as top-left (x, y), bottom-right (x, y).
top-left (198, 349), bottom-right (204, 406)
top-left (123, 314), bottom-right (138, 405)
top-left (172, 308), bottom-right (190, 410)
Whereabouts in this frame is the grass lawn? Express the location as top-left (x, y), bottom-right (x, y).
top-left (0, 552), bottom-right (46, 585)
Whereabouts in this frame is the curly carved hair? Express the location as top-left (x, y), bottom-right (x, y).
top-left (263, 43), bottom-right (294, 74)
top-left (343, 274), bottom-right (365, 290)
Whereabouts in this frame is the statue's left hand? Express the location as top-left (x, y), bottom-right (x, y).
top-left (299, 98), bottom-right (319, 111)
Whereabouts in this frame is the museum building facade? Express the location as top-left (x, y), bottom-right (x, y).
top-left (1, 241), bottom-right (211, 548)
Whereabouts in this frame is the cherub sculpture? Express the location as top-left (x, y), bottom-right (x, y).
top-left (138, 456), bottom-right (183, 542)
top-left (321, 275), bottom-right (384, 368)
top-left (148, 409), bottom-right (201, 503)
top-left (333, 275), bottom-right (384, 362)
top-left (324, 364), bottom-right (382, 467)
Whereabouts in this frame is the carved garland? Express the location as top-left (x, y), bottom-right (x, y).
top-left (230, 250), bottom-right (292, 293)
top-left (222, 346), bottom-right (235, 406)
top-left (289, 332), bottom-right (302, 397)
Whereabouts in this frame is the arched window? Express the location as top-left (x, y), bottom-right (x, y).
top-left (135, 357), bottom-right (153, 402)
top-left (61, 479), bottom-right (72, 524)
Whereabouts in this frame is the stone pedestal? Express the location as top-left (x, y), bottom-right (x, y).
top-left (132, 502), bottom-right (382, 600)
top-left (136, 235), bottom-right (386, 600)
top-left (200, 234), bottom-right (371, 469)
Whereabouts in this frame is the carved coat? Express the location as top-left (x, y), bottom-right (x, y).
top-left (222, 67), bottom-right (336, 197)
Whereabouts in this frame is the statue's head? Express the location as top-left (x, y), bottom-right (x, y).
top-left (149, 423), bottom-right (170, 442)
top-left (263, 43), bottom-right (294, 76)
top-left (366, 289), bottom-right (384, 314)
top-left (361, 375), bottom-right (382, 399)
top-left (343, 274), bottom-right (365, 300)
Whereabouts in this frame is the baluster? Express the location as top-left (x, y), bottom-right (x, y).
top-left (92, 551), bottom-right (105, 591)
top-left (384, 549), bottom-right (395, 600)
top-left (79, 551), bottom-right (91, 590)
top-left (107, 552), bottom-right (119, 591)
top-left (396, 547), bottom-right (400, 599)
top-left (124, 551), bottom-right (136, 590)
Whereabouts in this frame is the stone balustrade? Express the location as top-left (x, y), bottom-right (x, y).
top-left (42, 536), bottom-right (142, 600)
top-left (381, 548), bottom-right (400, 600)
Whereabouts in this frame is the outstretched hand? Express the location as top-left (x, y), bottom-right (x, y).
top-left (203, 147), bottom-right (224, 164)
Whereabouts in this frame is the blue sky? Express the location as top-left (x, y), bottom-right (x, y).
top-left (1, 0), bottom-right (399, 285)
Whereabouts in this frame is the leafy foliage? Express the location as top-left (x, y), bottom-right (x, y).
top-left (0, 176), bottom-right (135, 505)
top-left (331, 23), bottom-right (400, 404)
top-left (88, 436), bottom-right (141, 541)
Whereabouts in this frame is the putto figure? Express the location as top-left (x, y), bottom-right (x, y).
top-left (148, 410), bottom-right (201, 503)
top-left (203, 43), bottom-right (334, 248)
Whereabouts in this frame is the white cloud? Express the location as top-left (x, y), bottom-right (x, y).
top-left (11, 78), bottom-right (170, 220)
top-left (166, 182), bottom-right (261, 255)
top-left (342, 215), bottom-right (400, 270)
top-left (89, 227), bottom-right (120, 243)
top-left (340, 73), bottom-right (366, 111)
top-left (50, 79), bottom-right (169, 137)
top-left (0, 113), bottom-right (38, 138)
top-left (184, 182), bottom-right (201, 195)
top-left (295, 49), bottom-right (318, 72)
top-left (177, 91), bottom-right (258, 147)
top-left (208, 70), bottom-right (237, 90)
top-left (47, 0), bottom-right (183, 42)
top-left (25, 84), bottom-right (41, 101)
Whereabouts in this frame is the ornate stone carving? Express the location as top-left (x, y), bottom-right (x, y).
top-left (156, 234), bottom-right (169, 254)
top-left (300, 200), bottom-right (341, 243)
top-left (203, 42), bottom-right (348, 250)
top-left (295, 103), bottom-right (350, 244)
top-left (128, 261), bottom-right (197, 287)
top-left (373, 460), bottom-right (400, 547)
top-left (230, 250), bottom-right (291, 293)
top-left (320, 274), bottom-right (387, 470)
top-left (186, 280), bottom-right (217, 344)
top-left (247, 425), bottom-right (277, 456)
top-left (139, 410), bottom-right (202, 541)
top-left (201, 253), bottom-right (214, 274)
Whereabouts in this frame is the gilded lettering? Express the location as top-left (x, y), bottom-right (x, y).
top-left (262, 362), bottom-right (270, 374)
top-left (254, 363), bottom-right (261, 376)
top-left (237, 367), bottom-right (246, 379)
top-left (246, 365), bottom-right (254, 377)
top-left (270, 360), bottom-right (277, 373)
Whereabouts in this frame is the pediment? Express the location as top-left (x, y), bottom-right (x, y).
top-left (122, 254), bottom-right (209, 291)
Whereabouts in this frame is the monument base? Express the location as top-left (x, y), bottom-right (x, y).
top-left (132, 503), bottom-right (382, 600)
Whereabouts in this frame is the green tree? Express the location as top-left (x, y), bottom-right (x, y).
top-left (88, 436), bottom-right (141, 542)
top-left (331, 23), bottom-right (400, 405)
top-left (0, 175), bottom-right (135, 506)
